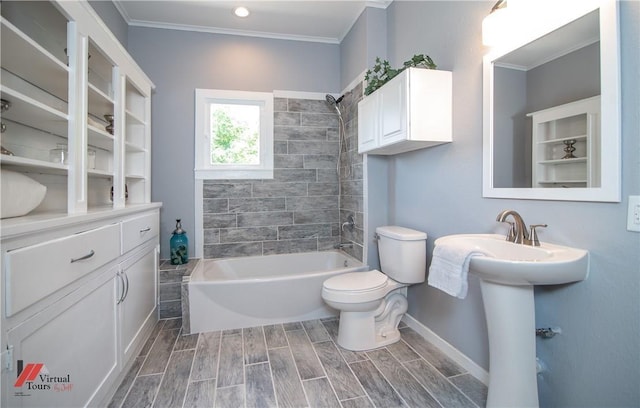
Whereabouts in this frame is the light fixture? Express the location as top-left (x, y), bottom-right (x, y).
top-left (234, 6), bottom-right (250, 18)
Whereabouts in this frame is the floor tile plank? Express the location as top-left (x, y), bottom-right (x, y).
top-left (405, 359), bottom-right (477, 408)
top-left (153, 349), bottom-right (195, 407)
top-left (174, 331), bottom-right (199, 351)
top-left (340, 396), bottom-right (375, 408)
top-left (313, 341), bottom-right (364, 400)
top-left (184, 379), bottom-right (216, 408)
top-left (215, 385), bottom-right (245, 408)
top-left (449, 373), bottom-right (488, 408)
top-left (268, 347), bottom-right (309, 408)
top-left (387, 339), bottom-right (420, 363)
top-left (217, 333), bottom-right (244, 388)
top-left (108, 356), bottom-right (145, 408)
top-left (264, 324), bottom-right (288, 349)
top-left (349, 359), bottom-right (406, 408)
top-left (245, 362), bottom-right (277, 407)
top-left (192, 331), bottom-right (221, 381)
top-left (321, 319), bottom-right (368, 363)
top-left (400, 327), bottom-right (465, 377)
top-left (243, 326), bottom-right (268, 365)
top-left (303, 377), bottom-right (341, 408)
top-left (302, 319), bottom-right (331, 343)
top-left (139, 328), bottom-right (179, 375)
top-left (366, 348), bottom-right (440, 408)
top-left (286, 329), bottom-right (325, 380)
top-left (120, 374), bottom-right (163, 408)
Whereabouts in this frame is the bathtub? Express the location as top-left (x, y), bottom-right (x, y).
top-left (188, 250), bottom-right (368, 333)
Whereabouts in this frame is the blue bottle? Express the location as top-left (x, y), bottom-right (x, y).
top-left (170, 219), bottom-right (189, 265)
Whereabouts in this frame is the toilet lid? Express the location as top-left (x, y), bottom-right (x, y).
top-left (323, 270), bottom-right (388, 292)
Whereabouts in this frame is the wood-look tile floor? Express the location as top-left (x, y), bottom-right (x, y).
top-left (108, 318), bottom-right (487, 408)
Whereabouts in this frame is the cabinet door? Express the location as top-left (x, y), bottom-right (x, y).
top-left (379, 73), bottom-right (407, 146)
top-left (357, 93), bottom-right (379, 153)
top-left (119, 246), bottom-right (157, 363)
top-left (4, 267), bottom-right (118, 408)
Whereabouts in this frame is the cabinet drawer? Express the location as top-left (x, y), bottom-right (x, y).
top-left (5, 223), bottom-right (120, 316)
top-left (122, 212), bottom-right (159, 254)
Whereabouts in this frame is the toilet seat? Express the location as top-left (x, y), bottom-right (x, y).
top-left (322, 270), bottom-right (398, 304)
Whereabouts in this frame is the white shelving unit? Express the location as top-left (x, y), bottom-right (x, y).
top-left (0, 1), bottom-right (154, 221)
top-left (1, 2), bottom-right (160, 407)
top-left (528, 96), bottom-right (600, 188)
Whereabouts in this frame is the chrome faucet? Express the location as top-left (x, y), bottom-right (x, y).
top-left (496, 209), bottom-right (548, 247)
top-left (496, 210), bottom-right (529, 244)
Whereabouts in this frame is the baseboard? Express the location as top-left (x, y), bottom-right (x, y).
top-left (402, 313), bottom-right (489, 385)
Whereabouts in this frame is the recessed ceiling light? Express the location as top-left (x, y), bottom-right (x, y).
top-left (234, 6), bottom-right (250, 18)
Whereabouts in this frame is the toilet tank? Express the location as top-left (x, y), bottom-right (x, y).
top-left (376, 226), bottom-right (427, 284)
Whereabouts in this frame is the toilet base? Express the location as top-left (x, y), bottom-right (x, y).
top-left (336, 291), bottom-right (408, 351)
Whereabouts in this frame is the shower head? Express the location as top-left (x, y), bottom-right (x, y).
top-left (326, 94), bottom-right (344, 106)
top-left (326, 94), bottom-right (344, 116)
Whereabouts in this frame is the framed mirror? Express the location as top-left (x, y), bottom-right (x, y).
top-left (482, 0), bottom-right (621, 202)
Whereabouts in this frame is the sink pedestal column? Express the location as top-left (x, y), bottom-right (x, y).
top-left (480, 280), bottom-right (539, 408)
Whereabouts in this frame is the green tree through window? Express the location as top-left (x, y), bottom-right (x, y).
top-left (210, 104), bottom-right (259, 165)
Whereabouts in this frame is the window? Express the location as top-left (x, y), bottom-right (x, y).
top-left (195, 89), bottom-right (273, 179)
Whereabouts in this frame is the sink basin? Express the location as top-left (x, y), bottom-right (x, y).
top-left (434, 233), bottom-right (589, 286)
top-left (434, 233), bottom-right (589, 407)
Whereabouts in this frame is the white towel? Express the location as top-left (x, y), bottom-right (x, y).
top-left (428, 241), bottom-right (485, 299)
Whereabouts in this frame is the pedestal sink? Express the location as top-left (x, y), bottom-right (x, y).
top-left (434, 234), bottom-right (589, 408)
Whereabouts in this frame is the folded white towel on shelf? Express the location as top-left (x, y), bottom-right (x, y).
top-left (428, 241), bottom-right (485, 299)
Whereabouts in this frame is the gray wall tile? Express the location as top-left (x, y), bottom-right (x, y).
top-left (220, 227), bottom-right (278, 243)
top-left (200, 95), bottom-right (364, 261)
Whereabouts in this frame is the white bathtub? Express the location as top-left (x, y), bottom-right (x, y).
top-left (188, 250), bottom-right (368, 333)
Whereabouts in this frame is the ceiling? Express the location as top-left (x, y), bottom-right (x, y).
top-left (113, 1), bottom-right (392, 44)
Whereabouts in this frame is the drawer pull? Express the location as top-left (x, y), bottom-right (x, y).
top-left (70, 250), bottom-right (95, 263)
top-left (139, 227), bottom-right (151, 233)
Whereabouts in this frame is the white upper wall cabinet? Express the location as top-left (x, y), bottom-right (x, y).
top-left (358, 67), bottom-right (453, 155)
top-left (0, 0), bottom-right (154, 224)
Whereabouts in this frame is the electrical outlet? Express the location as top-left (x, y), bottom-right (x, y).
top-left (628, 196), bottom-right (640, 232)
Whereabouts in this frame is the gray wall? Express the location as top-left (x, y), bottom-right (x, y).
top-left (383, 1), bottom-right (639, 406)
top-left (89, 0), bottom-right (128, 47)
top-left (125, 1), bottom-right (639, 405)
top-left (127, 27), bottom-right (341, 257)
top-left (200, 97), bottom-right (342, 259)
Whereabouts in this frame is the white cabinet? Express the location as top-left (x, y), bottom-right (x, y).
top-left (119, 246), bottom-right (157, 364)
top-left (5, 266), bottom-right (119, 408)
top-left (1, 208), bottom-right (160, 408)
top-left (528, 96), bottom-right (600, 188)
top-left (0, 1), bottom-right (154, 218)
top-left (358, 67), bottom-right (453, 155)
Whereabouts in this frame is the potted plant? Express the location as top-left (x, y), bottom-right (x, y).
top-left (364, 54), bottom-right (437, 96)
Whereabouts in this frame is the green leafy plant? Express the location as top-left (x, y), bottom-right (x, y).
top-left (364, 54), bottom-right (437, 96)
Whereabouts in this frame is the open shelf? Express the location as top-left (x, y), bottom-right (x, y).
top-left (1, 86), bottom-right (68, 137)
top-left (1, 17), bottom-right (68, 102)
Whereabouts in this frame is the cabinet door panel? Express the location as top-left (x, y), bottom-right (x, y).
top-left (379, 76), bottom-right (406, 146)
top-left (5, 268), bottom-right (118, 408)
top-left (120, 247), bottom-right (157, 362)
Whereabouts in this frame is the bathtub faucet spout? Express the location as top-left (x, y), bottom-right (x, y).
top-left (334, 242), bottom-right (354, 250)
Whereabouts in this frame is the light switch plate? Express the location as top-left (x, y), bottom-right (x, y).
top-left (628, 195), bottom-right (640, 232)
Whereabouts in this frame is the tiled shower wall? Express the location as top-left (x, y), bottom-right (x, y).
top-left (202, 86), bottom-right (365, 261)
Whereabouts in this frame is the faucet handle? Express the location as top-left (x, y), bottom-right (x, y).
top-left (529, 224), bottom-right (548, 246)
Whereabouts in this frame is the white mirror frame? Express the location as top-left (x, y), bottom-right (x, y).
top-left (482, 0), bottom-right (621, 202)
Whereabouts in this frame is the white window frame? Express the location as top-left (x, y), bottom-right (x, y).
top-left (195, 89), bottom-right (274, 180)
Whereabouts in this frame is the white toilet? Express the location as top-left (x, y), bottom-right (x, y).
top-left (322, 226), bottom-right (427, 351)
